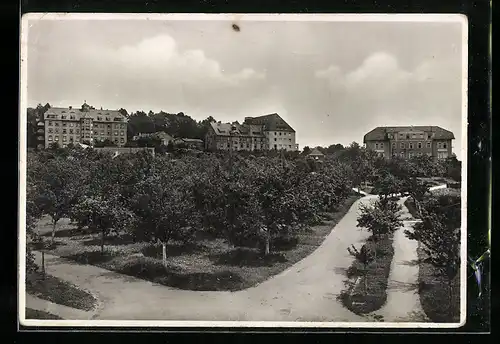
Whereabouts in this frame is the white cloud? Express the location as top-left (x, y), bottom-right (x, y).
top-left (96, 34), bottom-right (266, 88)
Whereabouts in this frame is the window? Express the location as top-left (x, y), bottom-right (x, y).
top-left (107, 132), bottom-right (111, 135)
top-left (400, 152), bottom-right (405, 157)
top-left (120, 138), bottom-right (125, 143)
top-left (55, 128), bottom-right (59, 134)
top-left (63, 136), bottom-right (67, 142)
top-left (48, 128), bottom-right (53, 133)
top-left (443, 142), bottom-right (447, 149)
top-left (375, 143), bottom-right (379, 149)
top-left (400, 143), bottom-right (405, 149)
top-left (380, 142), bottom-right (384, 149)
top-left (62, 129), bottom-right (67, 134)
top-left (106, 117), bottom-right (110, 121)
top-left (399, 133), bottom-right (404, 138)
top-left (391, 142), bottom-right (396, 149)
top-left (69, 129), bottom-right (73, 134)
top-left (48, 135), bottom-right (52, 141)
top-left (61, 115), bottom-right (66, 119)
top-left (62, 123), bottom-right (67, 127)
top-left (48, 121), bottom-right (52, 126)
top-left (70, 123), bottom-right (73, 127)
top-left (426, 142), bottom-right (431, 148)
top-left (289, 145), bottom-right (291, 148)
top-left (408, 152), bottom-right (413, 158)
top-left (55, 122), bottom-right (59, 127)
top-left (107, 124), bottom-right (111, 128)
top-left (120, 131), bottom-right (124, 136)
top-left (437, 142), bottom-right (442, 148)
top-left (409, 143), bottom-right (414, 149)
top-left (274, 138), bottom-right (277, 141)
top-left (55, 136), bottom-right (59, 141)
top-left (418, 142), bottom-right (422, 149)
top-left (76, 129), bottom-right (80, 134)
top-left (97, 117), bottom-right (102, 121)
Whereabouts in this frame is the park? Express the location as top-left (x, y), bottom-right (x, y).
top-left (23, 143), bottom-right (462, 323)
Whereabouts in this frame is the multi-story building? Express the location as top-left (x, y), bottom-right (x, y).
top-left (205, 113), bottom-right (299, 152)
top-left (43, 103), bottom-right (128, 148)
top-left (363, 126), bottom-right (455, 160)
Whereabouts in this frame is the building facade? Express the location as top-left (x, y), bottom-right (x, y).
top-left (132, 131), bottom-right (174, 145)
top-left (205, 113), bottom-right (299, 152)
top-left (43, 103), bottom-right (128, 148)
top-left (363, 126), bottom-right (455, 160)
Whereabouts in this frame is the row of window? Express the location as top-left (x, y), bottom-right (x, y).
top-left (391, 152), bottom-right (432, 158)
top-left (47, 128), bottom-right (125, 136)
top-left (47, 135), bottom-right (126, 144)
top-left (376, 141), bottom-right (445, 150)
top-left (274, 137), bottom-right (292, 142)
top-left (47, 121), bottom-right (126, 130)
top-left (394, 133), bottom-right (433, 140)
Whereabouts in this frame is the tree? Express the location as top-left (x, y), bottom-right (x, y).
top-left (347, 244), bottom-right (374, 294)
top-left (405, 199), bottom-right (461, 319)
top-left (72, 195), bottom-right (134, 254)
top-left (131, 159), bottom-right (198, 267)
top-left (326, 143), bottom-right (344, 155)
top-left (373, 172), bottom-right (402, 199)
top-left (33, 157), bottom-right (88, 244)
top-left (357, 197), bottom-right (403, 259)
top-left (302, 146), bottom-right (311, 155)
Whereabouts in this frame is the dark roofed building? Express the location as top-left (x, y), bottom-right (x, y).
top-left (43, 103), bottom-right (128, 148)
top-left (205, 113), bottom-right (299, 152)
top-left (363, 126), bottom-right (455, 160)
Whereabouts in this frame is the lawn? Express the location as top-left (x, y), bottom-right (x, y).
top-left (40, 195), bottom-right (361, 291)
top-left (417, 244), bottom-right (460, 322)
top-left (25, 308), bottom-right (63, 320)
top-left (26, 271), bottom-right (97, 311)
top-left (338, 234), bottom-right (394, 314)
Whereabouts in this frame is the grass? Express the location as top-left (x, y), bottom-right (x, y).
top-left (339, 234), bottom-right (395, 314)
top-left (416, 244), bottom-right (460, 322)
top-left (43, 195), bottom-right (361, 291)
top-left (25, 308), bottom-right (63, 320)
top-left (26, 272), bottom-right (97, 311)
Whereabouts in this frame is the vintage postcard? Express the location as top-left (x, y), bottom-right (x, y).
top-left (19, 13), bottom-right (468, 328)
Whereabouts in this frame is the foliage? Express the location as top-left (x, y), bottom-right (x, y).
top-left (357, 197), bottom-right (403, 241)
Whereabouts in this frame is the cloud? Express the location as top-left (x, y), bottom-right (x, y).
top-left (102, 34), bottom-right (266, 88)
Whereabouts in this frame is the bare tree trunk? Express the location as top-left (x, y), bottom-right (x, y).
top-left (101, 229), bottom-right (105, 255)
top-left (162, 241), bottom-right (167, 268)
top-left (264, 234), bottom-right (270, 256)
top-left (51, 219), bottom-right (57, 245)
top-left (41, 251), bottom-right (45, 279)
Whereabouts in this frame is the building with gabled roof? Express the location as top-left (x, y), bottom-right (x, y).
top-left (363, 125), bottom-right (455, 160)
top-left (205, 113), bottom-right (299, 152)
top-left (43, 102), bottom-right (128, 148)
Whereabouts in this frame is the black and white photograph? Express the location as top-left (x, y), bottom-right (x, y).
top-left (19, 13), bottom-right (467, 328)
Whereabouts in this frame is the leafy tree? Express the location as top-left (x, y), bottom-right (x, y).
top-left (33, 157), bottom-right (88, 244)
top-left (373, 172), bottom-right (401, 199)
top-left (326, 143), bottom-right (344, 155)
top-left (347, 244), bottom-right (374, 294)
top-left (72, 195), bottom-right (134, 254)
top-left (302, 146), bottom-right (311, 155)
top-left (357, 197), bottom-right (403, 259)
top-left (405, 193), bottom-right (461, 319)
top-left (130, 159), bottom-right (198, 267)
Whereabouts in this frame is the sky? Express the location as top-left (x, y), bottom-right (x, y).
top-left (25, 15), bottom-right (466, 159)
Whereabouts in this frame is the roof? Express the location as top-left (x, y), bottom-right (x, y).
top-left (308, 148), bottom-right (325, 156)
top-left (180, 138), bottom-right (204, 143)
top-left (209, 122), bottom-right (266, 137)
top-left (244, 113), bottom-right (295, 132)
top-left (44, 107), bottom-right (127, 123)
top-left (364, 126), bottom-right (455, 142)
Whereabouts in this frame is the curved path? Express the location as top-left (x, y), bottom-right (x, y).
top-left (28, 194), bottom-right (379, 322)
top-left (27, 188), bottom-right (441, 322)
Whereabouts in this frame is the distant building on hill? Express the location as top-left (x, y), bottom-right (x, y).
top-left (43, 102), bottom-right (128, 148)
top-left (205, 113), bottom-right (299, 152)
top-left (133, 131), bottom-right (174, 145)
top-left (307, 147), bottom-right (325, 161)
top-left (363, 126), bottom-right (455, 160)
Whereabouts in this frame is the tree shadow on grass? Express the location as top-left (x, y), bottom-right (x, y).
top-left (82, 234), bottom-right (134, 247)
top-left (62, 250), bottom-right (116, 265)
top-left (118, 258), bottom-right (245, 291)
top-left (208, 247), bottom-right (287, 267)
top-left (140, 242), bottom-right (205, 258)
